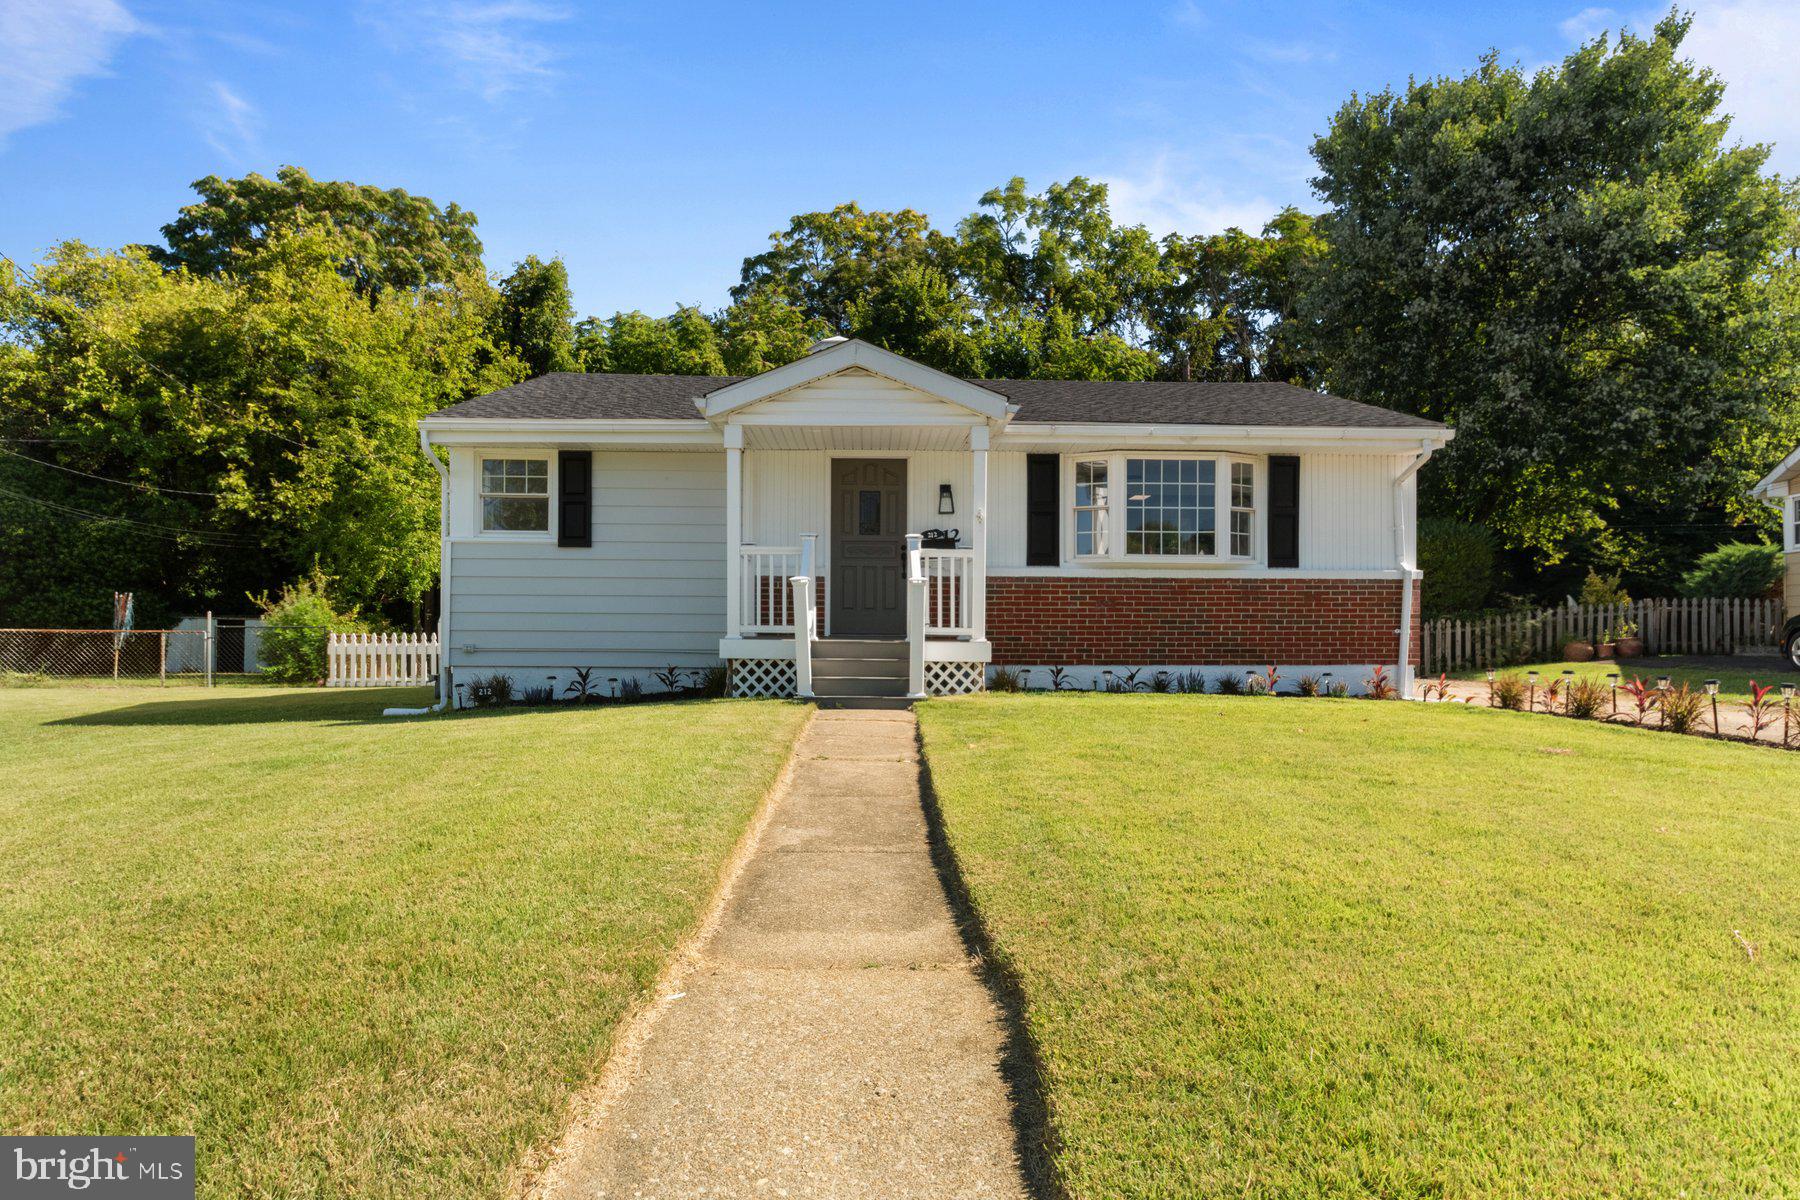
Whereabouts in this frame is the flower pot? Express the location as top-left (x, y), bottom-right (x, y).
top-left (1595, 642), bottom-right (1616, 659)
top-left (1615, 636), bottom-right (1645, 658)
top-left (1563, 640), bottom-right (1596, 662)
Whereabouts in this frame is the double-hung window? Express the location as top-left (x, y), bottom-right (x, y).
top-left (480, 456), bottom-right (551, 533)
top-left (1071, 454), bottom-right (1258, 563)
top-left (1791, 495), bottom-right (1800, 552)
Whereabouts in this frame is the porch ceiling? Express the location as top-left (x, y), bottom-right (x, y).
top-left (741, 424), bottom-right (976, 451)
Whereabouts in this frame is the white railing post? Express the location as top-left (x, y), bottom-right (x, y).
top-left (792, 533), bottom-right (818, 699)
top-left (970, 428), bottom-right (988, 642)
top-left (724, 425), bottom-right (744, 640)
top-left (906, 533), bottom-right (926, 698)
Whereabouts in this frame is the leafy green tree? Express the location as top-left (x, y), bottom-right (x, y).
top-left (252, 567), bottom-right (369, 684)
top-left (150, 165), bottom-right (484, 295)
top-left (718, 288), bottom-right (828, 375)
top-left (0, 226), bottom-right (520, 627)
top-left (1307, 15), bottom-right (1800, 583)
top-left (577, 307), bottom-right (727, 375)
top-left (495, 254), bottom-right (577, 375)
top-left (845, 260), bottom-right (986, 375)
top-left (733, 203), bottom-right (937, 333)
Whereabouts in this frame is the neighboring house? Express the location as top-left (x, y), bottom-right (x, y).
top-left (1750, 448), bottom-right (1800, 664)
top-left (418, 338), bottom-right (1452, 705)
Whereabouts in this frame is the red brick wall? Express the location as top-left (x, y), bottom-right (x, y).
top-left (986, 576), bottom-right (1422, 666)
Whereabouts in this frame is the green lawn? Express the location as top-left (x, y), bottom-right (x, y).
top-left (919, 694), bottom-right (1800, 1199)
top-left (1453, 657), bottom-right (1792, 704)
top-left (0, 686), bottom-right (809, 1199)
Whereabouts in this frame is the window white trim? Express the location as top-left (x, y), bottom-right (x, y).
top-left (1789, 494), bottom-right (1800, 553)
top-left (1063, 452), bottom-right (1262, 566)
top-left (475, 451), bottom-right (555, 538)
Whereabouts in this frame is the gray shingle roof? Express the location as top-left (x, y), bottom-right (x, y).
top-left (429, 371), bottom-right (1443, 430)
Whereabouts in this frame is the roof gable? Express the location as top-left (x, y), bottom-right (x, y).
top-left (699, 339), bottom-right (1012, 423)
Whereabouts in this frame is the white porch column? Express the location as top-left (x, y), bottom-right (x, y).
top-left (724, 423), bottom-right (744, 639)
top-left (969, 426), bottom-right (989, 641)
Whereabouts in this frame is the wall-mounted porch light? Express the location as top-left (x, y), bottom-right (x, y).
top-left (938, 483), bottom-right (955, 515)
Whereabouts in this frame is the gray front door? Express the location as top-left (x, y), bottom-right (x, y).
top-left (831, 459), bottom-right (907, 636)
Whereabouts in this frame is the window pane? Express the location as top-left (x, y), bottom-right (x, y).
top-left (1231, 461), bottom-right (1254, 508)
top-left (482, 497), bottom-right (549, 532)
top-left (482, 458), bottom-right (548, 497)
top-left (858, 489), bottom-right (881, 535)
top-left (1124, 458), bottom-right (1219, 556)
top-left (1074, 460), bottom-right (1108, 555)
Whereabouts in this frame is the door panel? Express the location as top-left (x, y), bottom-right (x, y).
top-left (831, 459), bottom-right (907, 636)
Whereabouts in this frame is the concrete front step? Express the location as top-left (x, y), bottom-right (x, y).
top-left (813, 659), bottom-right (909, 679)
top-left (815, 695), bottom-right (915, 710)
top-left (813, 674), bottom-right (910, 698)
top-left (814, 638), bottom-right (908, 660)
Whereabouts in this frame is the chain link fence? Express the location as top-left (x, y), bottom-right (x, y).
top-left (0, 628), bottom-right (211, 685)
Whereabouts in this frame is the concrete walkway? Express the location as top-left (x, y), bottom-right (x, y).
top-left (537, 709), bottom-right (1033, 1200)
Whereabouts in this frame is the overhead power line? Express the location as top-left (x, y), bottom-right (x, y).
top-left (0, 444), bottom-right (231, 498)
top-left (0, 483), bottom-right (260, 547)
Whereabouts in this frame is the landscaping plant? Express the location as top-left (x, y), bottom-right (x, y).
top-left (467, 673), bottom-right (514, 708)
top-left (1296, 674), bottom-right (1323, 697)
top-left (1621, 676), bottom-right (1658, 726)
top-left (1047, 666), bottom-right (1072, 691)
top-left (1565, 677), bottom-right (1609, 721)
top-left (1419, 672), bottom-right (1452, 702)
top-left (653, 665), bottom-right (688, 693)
top-left (1489, 673), bottom-right (1528, 711)
top-left (563, 666), bottom-right (602, 702)
top-left (988, 665), bottom-right (1026, 693)
top-left (1214, 673), bottom-right (1244, 695)
top-left (1659, 683), bottom-right (1705, 735)
top-left (1325, 680), bottom-right (1350, 699)
top-left (1744, 681), bottom-right (1780, 741)
top-left (1363, 664), bottom-right (1396, 700)
top-left (252, 569), bottom-right (369, 685)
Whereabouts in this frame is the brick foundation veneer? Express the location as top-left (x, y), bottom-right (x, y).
top-left (986, 576), bottom-right (1421, 666)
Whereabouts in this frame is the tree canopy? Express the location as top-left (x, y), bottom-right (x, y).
top-left (1306, 13), bottom-right (1800, 586)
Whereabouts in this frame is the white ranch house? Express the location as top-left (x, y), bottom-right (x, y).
top-left (419, 338), bottom-right (1450, 705)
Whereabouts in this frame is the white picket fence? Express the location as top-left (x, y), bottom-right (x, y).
top-left (1420, 597), bottom-right (1781, 674)
top-left (327, 631), bottom-right (440, 687)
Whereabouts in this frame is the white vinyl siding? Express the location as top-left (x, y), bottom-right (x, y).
top-left (447, 450), bottom-right (724, 671)
top-left (1299, 453), bottom-right (1397, 570)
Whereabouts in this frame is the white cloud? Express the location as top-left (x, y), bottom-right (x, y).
top-left (1166, 0), bottom-right (1206, 31)
top-left (365, 1), bottom-right (573, 101)
top-left (0, 0), bottom-right (139, 144)
top-left (1100, 151), bottom-right (1290, 238)
top-left (202, 81), bottom-right (259, 161)
top-left (1678, 0), bottom-right (1800, 172)
top-left (1559, 6), bottom-right (1618, 42)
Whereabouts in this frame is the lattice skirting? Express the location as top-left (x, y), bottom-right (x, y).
top-left (729, 658), bottom-right (797, 699)
top-left (925, 661), bottom-right (985, 696)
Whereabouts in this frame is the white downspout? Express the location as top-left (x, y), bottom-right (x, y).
top-left (390, 426), bottom-right (452, 715)
top-left (1393, 443), bottom-right (1435, 699)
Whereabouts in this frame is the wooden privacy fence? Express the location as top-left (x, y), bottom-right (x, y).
top-left (1420, 597), bottom-right (1782, 674)
top-left (327, 632), bottom-right (440, 687)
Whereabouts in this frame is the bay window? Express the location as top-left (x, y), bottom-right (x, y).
top-left (1071, 454), bottom-right (1259, 563)
top-left (480, 456), bottom-right (551, 533)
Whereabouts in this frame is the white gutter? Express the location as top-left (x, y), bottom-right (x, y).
top-left (1393, 443), bottom-right (1436, 699)
top-left (389, 427), bottom-right (452, 715)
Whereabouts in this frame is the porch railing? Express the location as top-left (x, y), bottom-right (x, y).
top-left (791, 534), bottom-right (818, 698)
top-left (922, 548), bottom-right (976, 637)
top-left (738, 546), bottom-right (800, 633)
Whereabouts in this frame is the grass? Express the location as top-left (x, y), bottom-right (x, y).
top-left (1453, 658), bottom-right (1790, 704)
top-left (0, 685), bottom-right (809, 1199)
top-left (918, 693), bottom-right (1800, 1199)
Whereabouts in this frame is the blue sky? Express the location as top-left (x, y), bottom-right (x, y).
top-left (4, 0), bottom-right (1796, 317)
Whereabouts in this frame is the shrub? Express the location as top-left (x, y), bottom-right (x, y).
top-left (518, 684), bottom-right (556, 705)
top-left (1566, 677), bottom-right (1608, 720)
top-left (467, 673), bottom-right (514, 708)
top-left (1680, 542), bottom-right (1781, 598)
top-left (1659, 683), bottom-right (1705, 734)
top-left (1214, 672), bottom-right (1244, 696)
top-left (1621, 676), bottom-right (1658, 725)
top-left (1363, 664), bottom-right (1397, 700)
top-left (1491, 673), bottom-right (1528, 710)
top-left (1579, 569), bottom-right (1631, 607)
top-left (1324, 680), bottom-right (1350, 699)
top-left (989, 665), bottom-right (1026, 692)
top-left (694, 664), bottom-right (729, 697)
top-left (619, 677), bottom-right (643, 702)
top-left (252, 569), bottom-right (368, 684)
top-left (1419, 519), bottom-right (1497, 615)
top-left (1296, 673), bottom-right (1322, 697)
top-left (1175, 670), bottom-right (1208, 694)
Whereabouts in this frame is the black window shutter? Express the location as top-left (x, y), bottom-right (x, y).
top-left (557, 450), bottom-right (592, 548)
top-left (1268, 455), bottom-right (1299, 568)
top-left (1026, 454), bottom-right (1059, 566)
